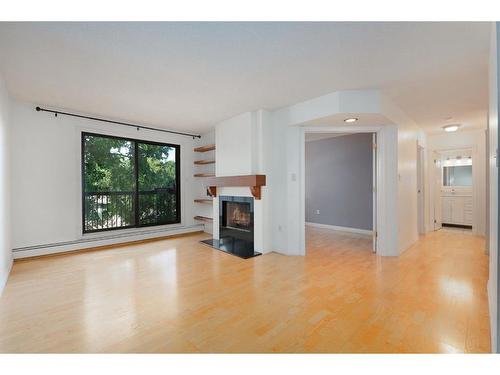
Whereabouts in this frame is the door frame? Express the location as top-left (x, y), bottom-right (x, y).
top-left (417, 144), bottom-right (426, 234)
top-left (300, 125), bottom-right (389, 255)
top-left (429, 146), bottom-right (476, 233)
top-left (432, 150), bottom-right (442, 231)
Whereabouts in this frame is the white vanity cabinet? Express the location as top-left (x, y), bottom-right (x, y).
top-left (441, 191), bottom-right (472, 226)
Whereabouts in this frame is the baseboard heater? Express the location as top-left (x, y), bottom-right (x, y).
top-left (12, 224), bottom-right (204, 259)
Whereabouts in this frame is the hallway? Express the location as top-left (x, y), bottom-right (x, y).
top-left (0, 228), bottom-right (490, 353)
top-left (304, 226), bottom-right (490, 352)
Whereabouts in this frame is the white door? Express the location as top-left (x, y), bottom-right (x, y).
top-left (433, 151), bottom-right (442, 230)
top-left (417, 145), bottom-right (425, 234)
top-left (372, 133), bottom-right (377, 253)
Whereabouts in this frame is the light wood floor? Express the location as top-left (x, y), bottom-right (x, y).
top-left (0, 227), bottom-right (490, 353)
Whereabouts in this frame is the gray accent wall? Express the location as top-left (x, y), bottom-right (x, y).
top-left (305, 133), bottom-right (373, 230)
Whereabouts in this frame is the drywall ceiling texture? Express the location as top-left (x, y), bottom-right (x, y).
top-left (0, 22), bottom-right (490, 134)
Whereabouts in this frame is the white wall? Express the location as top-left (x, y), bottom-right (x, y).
top-left (427, 129), bottom-right (487, 236)
top-left (270, 90), bottom-right (418, 255)
top-left (381, 96), bottom-right (426, 253)
top-left (488, 22), bottom-right (499, 354)
top-left (9, 99), bottom-right (202, 258)
top-left (212, 110), bottom-right (272, 253)
top-left (0, 75), bottom-right (12, 294)
top-left (215, 112), bottom-right (255, 176)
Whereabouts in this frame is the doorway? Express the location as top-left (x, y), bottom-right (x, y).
top-left (431, 148), bottom-right (474, 232)
top-left (304, 131), bottom-right (377, 253)
top-left (417, 145), bottom-right (425, 234)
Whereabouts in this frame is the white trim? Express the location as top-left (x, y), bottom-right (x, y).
top-left (306, 222), bottom-right (373, 236)
top-left (429, 146), bottom-right (479, 235)
top-left (12, 225), bottom-right (203, 259)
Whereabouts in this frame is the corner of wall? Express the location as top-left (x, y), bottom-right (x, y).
top-left (0, 74), bottom-right (13, 296)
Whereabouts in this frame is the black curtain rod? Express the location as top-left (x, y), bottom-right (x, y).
top-left (35, 106), bottom-right (201, 139)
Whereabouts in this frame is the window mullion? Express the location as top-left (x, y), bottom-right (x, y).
top-left (134, 140), bottom-right (140, 228)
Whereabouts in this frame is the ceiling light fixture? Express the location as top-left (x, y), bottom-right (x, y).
top-left (344, 118), bottom-right (358, 123)
top-left (443, 124), bottom-right (460, 132)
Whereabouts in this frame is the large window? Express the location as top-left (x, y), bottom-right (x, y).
top-left (82, 132), bottom-right (180, 233)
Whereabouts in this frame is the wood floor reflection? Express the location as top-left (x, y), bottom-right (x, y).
top-left (0, 227), bottom-right (490, 353)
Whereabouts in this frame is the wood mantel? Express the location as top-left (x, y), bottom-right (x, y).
top-left (205, 175), bottom-right (266, 200)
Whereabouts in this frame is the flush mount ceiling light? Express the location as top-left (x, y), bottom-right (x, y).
top-left (443, 124), bottom-right (460, 132)
top-left (344, 118), bottom-right (358, 123)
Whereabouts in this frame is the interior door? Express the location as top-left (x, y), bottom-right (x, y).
top-left (417, 145), bottom-right (425, 234)
top-left (433, 151), bottom-right (442, 230)
top-left (372, 133), bottom-right (377, 253)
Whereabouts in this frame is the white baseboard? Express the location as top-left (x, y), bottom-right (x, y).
top-left (305, 222), bottom-right (373, 236)
top-left (12, 225), bottom-right (204, 259)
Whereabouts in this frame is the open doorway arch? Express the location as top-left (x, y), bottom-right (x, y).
top-left (296, 124), bottom-right (399, 257)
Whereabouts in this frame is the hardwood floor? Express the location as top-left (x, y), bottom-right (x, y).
top-left (0, 227), bottom-right (490, 353)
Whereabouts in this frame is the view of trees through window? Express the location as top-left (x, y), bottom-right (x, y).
top-left (82, 133), bottom-right (180, 233)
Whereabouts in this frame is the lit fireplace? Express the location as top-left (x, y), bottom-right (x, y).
top-left (220, 196), bottom-right (254, 249)
top-left (225, 202), bottom-right (252, 231)
top-left (200, 195), bottom-right (259, 259)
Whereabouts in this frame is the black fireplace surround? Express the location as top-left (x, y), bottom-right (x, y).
top-left (201, 196), bottom-right (261, 259)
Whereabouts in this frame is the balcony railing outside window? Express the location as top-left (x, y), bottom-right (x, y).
top-left (82, 132), bottom-right (180, 234)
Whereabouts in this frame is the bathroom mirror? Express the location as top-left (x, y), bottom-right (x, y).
top-left (443, 165), bottom-right (472, 187)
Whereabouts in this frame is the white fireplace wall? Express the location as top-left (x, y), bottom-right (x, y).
top-left (215, 112), bottom-right (256, 176)
top-left (213, 110), bottom-right (272, 253)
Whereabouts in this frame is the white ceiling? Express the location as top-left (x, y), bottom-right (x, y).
top-left (0, 22), bottom-right (490, 134)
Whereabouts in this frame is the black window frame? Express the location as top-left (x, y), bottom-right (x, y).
top-left (81, 131), bottom-right (181, 234)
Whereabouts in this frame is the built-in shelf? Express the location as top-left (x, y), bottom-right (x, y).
top-left (194, 215), bottom-right (213, 223)
top-left (194, 199), bottom-right (213, 204)
top-left (194, 144), bottom-right (216, 153)
top-left (194, 159), bottom-right (215, 165)
top-left (194, 143), bottom-right (215, 232)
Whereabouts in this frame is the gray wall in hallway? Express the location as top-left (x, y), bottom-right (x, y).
top-left (305, 133), bottom-right (373, 230)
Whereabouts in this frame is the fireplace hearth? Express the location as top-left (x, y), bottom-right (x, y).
top-left (200, 196), bottom-right (261, 259)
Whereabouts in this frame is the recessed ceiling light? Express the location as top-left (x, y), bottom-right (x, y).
top-left (344, 118), bottom-right (358, 123)
top-left (443, 124), bottom-right (460, 132)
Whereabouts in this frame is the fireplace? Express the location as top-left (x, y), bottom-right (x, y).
top-left (225, 202), bottom-right (252, 230)
top-left (200, 196), bottom-right (261, 259)
top-left (220, 197), bottom-right (254, 242)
